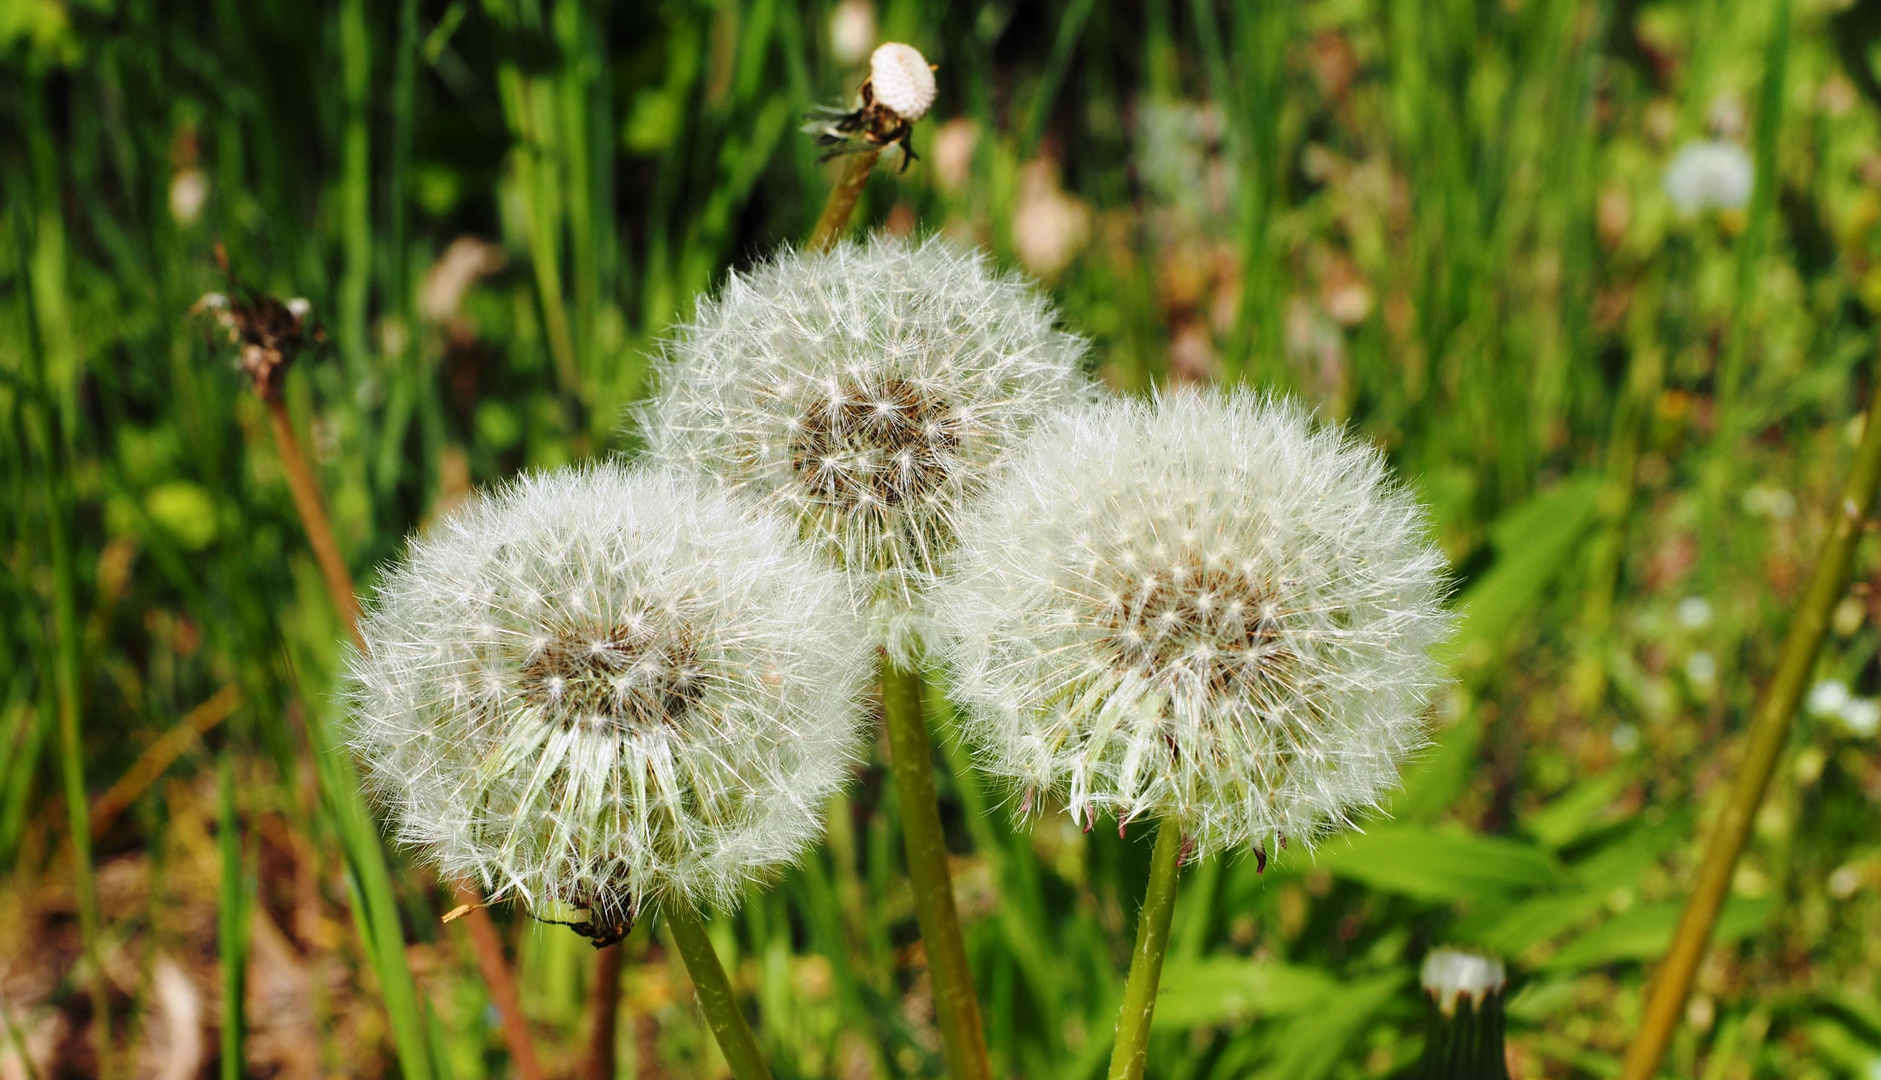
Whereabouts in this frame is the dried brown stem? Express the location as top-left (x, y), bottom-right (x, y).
top-left (582, 943), bottom-right (626, 1080)
top-left (91, 683), bottom-right (243, 838)
top-left (1620, 372), bottom-right (1881, 1080)
top-left (261, 384), bottom-right (545, 1079)
top-left (455, 886), bottom-right (547, 1080)
top-left (808, 149), bottom-right (881, 254)
top-left (263, 392), bottom-right (362, 648)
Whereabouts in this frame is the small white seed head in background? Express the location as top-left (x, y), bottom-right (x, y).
top-left (346, 465), bottom-right (870, 925)
top-left (870, 42), bottom-right (937, 121)
top-left (1420, 949), bottom-right (1507, 1016)
top-left (828, 0), bottom-right (876, 67)
top-left (936, 390), bottom-right (1453, 858)
top-left (1663, 139), bottom-right (1753, 213)
top-left (639, 235), bottom-right (1093, 664)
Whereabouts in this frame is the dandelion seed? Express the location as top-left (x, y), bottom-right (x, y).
top-left (346, 465), bottom-right (870, 937)
top-left (639, 235), bottom-right (1092, 664)
top-left (936, 390), bottom-right (1452, 857)
top-left (1663, 140), bottom-right (1753, 213)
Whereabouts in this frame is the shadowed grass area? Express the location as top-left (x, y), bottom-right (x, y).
top-left (5, 1), bottom-right (1881, 1078)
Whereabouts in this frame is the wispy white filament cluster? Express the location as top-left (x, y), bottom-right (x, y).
top-left (1663, 139), bottom-right (1753, 213)
top-left (937, 391), bottom-right (1452, 857)
top-left (346, 465), bottom-right (869, 920)
top-left (1420, 949), bottom-right (1507, 1016)
top-left (641, 235), bottom-right (1092, 663)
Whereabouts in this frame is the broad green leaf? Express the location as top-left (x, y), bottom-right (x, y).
top-left (1440, 475), bottom-right (1602, 672)
top-left (1385, 710), bottom-right (1482, 822)
top-left (1566, 810), bottom-right (1693, 887)
top-left (1522, 767), bottom-right (1634, 850)
top-left (1540, 897), bottom-right (1774, 970)
top-left (1462, 889), bottom-right (1611, 958)
top-left (1807, 1019), bottom-right (1881, 1075)
top-left (1252, 974), bottom-right (1404, 1080)
top-left (1317, 824), bottom-right (1562, 902)
top-left (1151, 958), bottom-right (1337, 1030)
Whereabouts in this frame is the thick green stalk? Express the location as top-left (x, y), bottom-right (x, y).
top-left (881, 662), bottom-right (992, 1080)
top-left (1106, 820), bottom-right (1183, 1080)
top-left (665, 905), bottom-right (772, 1080)
top-left (1621, 370), bottom-right (1881, 1080)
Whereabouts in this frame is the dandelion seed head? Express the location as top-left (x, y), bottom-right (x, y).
top-left (869, 43), bottom-right (937, 122)
top-left (936, 391), bottom-right (1453, 857)
top-left (640, 235), bottom-right (1093, 663)
top-left (1664, 140), bottom-right (1754, 213)
top-left (346, 465), bottom-right (870, 923)
top-left (1420, 949), bottom-right (1506, 1016)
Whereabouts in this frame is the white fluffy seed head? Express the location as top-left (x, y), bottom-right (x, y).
top-left (638, 235), bottom-right (1093, 664)
top-left (1663, 139), bottom-right (1753, 213)
top-left (869, 43), bottom-right (936, 121)
top-left (936, 390), bottom-right (1454, 858)
top-left (1420, 949), bottom-right (1507, 1016)
top-left (345, 464), bottom-right (870, 922)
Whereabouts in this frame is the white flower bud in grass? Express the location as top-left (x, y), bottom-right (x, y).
top-left (346, 465), bottom-right (869, 932)
top-left (937, 390), bottom-right (1453, 858)
top-left (1419, 948), bottom-right (1511, 1080)
top-left (640, 234), bottom-right (1093, 664)
top-left (1420, 949), bottom-right (1507, 1017)
top-left (869, 43), bottom-right (937, 122)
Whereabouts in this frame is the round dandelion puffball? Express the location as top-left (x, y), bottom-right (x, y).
top-left (937, 391), bottom-right (1453, 858)
top-left (870, 43), bottom-right (936, 121)
top-left (639, 234), bottom-right (1092, 664)
top-left (346, 465), bottom-right (870, 925)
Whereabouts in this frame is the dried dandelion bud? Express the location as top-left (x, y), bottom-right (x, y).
top-left (936, 390), bottom-right (1453, 857)
top-left (346, 465), bottom-right (870, 937)
top-left (869, 43), bottom-right (936, 122)
top-left (1418, 949), bottom-right (1510, 1080)
top-left (639, 235), bottom-right (1093, 663)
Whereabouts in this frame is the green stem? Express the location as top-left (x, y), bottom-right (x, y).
top-left (1620, 364), bottom-right (1881, 1080)
top-left (882, 661), bottom-right (993, 1080)
top-left (1107, 820), bottom-right (1183, 1080)
top-left (665, 904), bottom-right (772, 1080)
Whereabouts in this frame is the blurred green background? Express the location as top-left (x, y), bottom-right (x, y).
top-left (5, 0), bottom-right (1881, 1077)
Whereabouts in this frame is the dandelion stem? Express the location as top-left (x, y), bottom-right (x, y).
top-left (1620, 372), bottom-right (1881, 1080)
top-left (455, 885), bottom-right (547, 1080)
top-left (808, 148), bottom-right (881, 253)
top-left (262, 392), bottom-right (364, 648)
top-left (581, 942), bottom-right (624, 1080)
top-left (665, 904), bottom-right (772, 1080)
top-left (1106, 820), bottom-right (1183, 1080)
top-left (259, 384), bottom-right (544, 1080)
top-left (881, 661), bottom-right (993, 1080)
